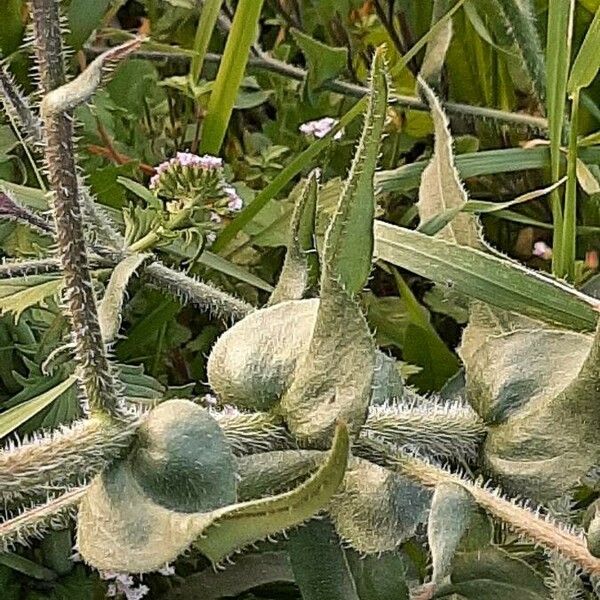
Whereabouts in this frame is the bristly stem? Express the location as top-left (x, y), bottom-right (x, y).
top-left (30, 0), bottom-right (121, 416)
top-left (355, 438), bottom-right (600, 577)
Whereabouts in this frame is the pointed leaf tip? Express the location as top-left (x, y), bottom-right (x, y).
top-left (322, 46), bottom-right (389, 295)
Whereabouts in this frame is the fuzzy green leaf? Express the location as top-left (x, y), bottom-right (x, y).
top-left (323, 46), bottom-right (389, 294)
top-left (428, 483), bottom-right (477, 584)
top-left (98, 253), bottom-right (149, 342)
top-left (196, 422), bottom-right (349, 562)
top-left (268, 170), bottom-right (319, 305)
top-left (374, 222), bottom-right (599, 331)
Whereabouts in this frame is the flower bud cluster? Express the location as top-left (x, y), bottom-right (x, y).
top-left (149, 152), bottom-right (243, 241)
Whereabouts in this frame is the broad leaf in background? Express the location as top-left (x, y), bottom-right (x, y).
top-left (288, 518), bottom-right (361, 600)
top-left (291, 29), bottom-right (348, 98)
top-left (374, 222), bottom-right (599, 331)
top-left (416, 78), bottom-right (482, 248)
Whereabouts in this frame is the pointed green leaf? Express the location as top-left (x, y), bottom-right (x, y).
top-left (0, 376), bottom-right (77, 438)
top-left (0, 274), bottom-right (64, 322)
top-left (428, 483), bottom-right (477, 584)
top-left (416, 78), bottom-right (482, 248)
top-left (374, 222), bottom-right (599, 331)
top-left (195, 422), bottom-right (349, 562)
top-left (567, 6), bottom-right (600, 93)
top-left (268, 171), bottom-right (319, 305)
top-left (323, 46), bottom-right (389, 294)
top-left (98, 253), bottom-right (149, 342)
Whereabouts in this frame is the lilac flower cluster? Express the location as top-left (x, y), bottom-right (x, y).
top-left (149, 152), bottom-right (223, 191)
top-left (148, 152), bottom-right (244, 245)
top-left (102, 571), bottom-right (149, 600)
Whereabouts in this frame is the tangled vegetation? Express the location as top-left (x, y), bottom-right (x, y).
top-left (1, 1), bottom-right (600, 599)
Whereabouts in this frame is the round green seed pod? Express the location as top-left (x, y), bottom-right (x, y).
top-left (460, 304), bottom-right (600, 502)
top-left (207, 299), bottom-right (319, 411)
top-left (208, 298), bottom-right (403, 414)
top-left (129, 399), bottom-right (237, 513)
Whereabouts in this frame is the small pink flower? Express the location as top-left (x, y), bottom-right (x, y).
top-left (299, 117), bottom-right (343, 140)
top-left (533, 241), bottom-right (552, 260)
top-left (223, 186), bottom-right (243, 211)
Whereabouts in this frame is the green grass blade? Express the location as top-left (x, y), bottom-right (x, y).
top-left (546, 0), bottom-right (575, 277)
top-left (567, 5), bottom-right (600, 93)
top-left (561, 89), bottom-right (580, 280)
top-left (190, 0), bottom-right (223, 84)
top-left (374, 221), bottom-right (599, 331)
top-left (375, 146), bottom-right (600, 193)
top-left (199, 0), bottom-right (265, 154)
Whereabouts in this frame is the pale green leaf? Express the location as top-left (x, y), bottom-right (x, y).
top-left (416, 78), bottom-right (481, 248)
top-left (98, 253), bottom-right (149, 342)
top-left (420, 0), bottom-right (454, 88)
top-left (0, 376), bottom-right (77, 438)
top-left (0, 275), bottom-right (64, 322)
top-left (428, 483), bottom-right (477, 584)
top-left (374, 221), bottom-right (599, 331)
top-left (268, 170), bottom-right (319, 305)
top-left (567, 6), bottom-right (600, 92)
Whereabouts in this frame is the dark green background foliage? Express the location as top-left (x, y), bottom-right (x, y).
top-left (1, 0), bottom-right (600, 598)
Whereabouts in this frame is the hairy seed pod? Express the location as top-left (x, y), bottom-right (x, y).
top-left (207, 299), bottom-right (318, 410)
top-left (77, 418), bottom-right (349, 573)
top-left (328, 457), bottom-right (430, 554)
top-left (128, 399), bottom-right (237, 512)
top-left (208, 297), bottom-right (400, 415)
top-left (585, 501), bottom-right (600, 558)
top-left (460, 303), bottom-right (600, 501)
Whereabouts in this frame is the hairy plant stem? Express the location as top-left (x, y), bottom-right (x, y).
top-left (0, 487), bottom-right (87, 553)
top-left (354, 438), bottom-right (600, 577)
top-left (30, 0), bottom-right (120, 416)
top-left (0, 417), bottom-right (138, 504)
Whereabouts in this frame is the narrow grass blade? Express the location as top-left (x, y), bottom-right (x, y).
top-left (546, 0), bottom-right (575, 277)
top-left (190, 0), bottom-right (223, 83)
top-left (199, 0), bottom-right (265, 154)
top-left (0, 377), bottom-right (77, 439)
